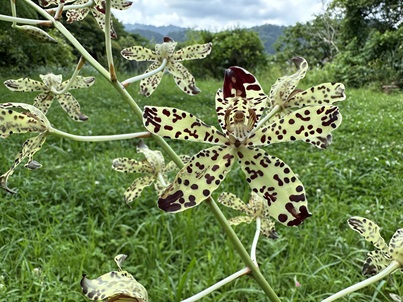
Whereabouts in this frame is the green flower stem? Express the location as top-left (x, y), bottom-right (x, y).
top-left (251, 217), bottom-right (261, 267)
top-left (49, 128), bottom-right (151, 142)
top-left (54, 2), bottom-right (64, 20)
top-left (322, 260), bottom-right (401, 302)
top-left (0, 14), bottom-right (52, 26)
top-left (251, 105), bottom-right (281, 134)
top-left (52, 57), bottom-right (86, 95)
top-left (104, 0), bottom-right (117, 82)
top-left (121, 58), bottom-right (168, 87)
top-left (10, 0), bottom-right (17, 26)
top-left (24, 0), bottom-right (110, 80)
top-left (206, 198), bottom-right (281, 302)
top-left (181, 267), bottom-right (251, 302)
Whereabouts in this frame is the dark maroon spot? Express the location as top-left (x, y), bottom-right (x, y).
top-left (278, 214), bottom-right (288, 223)
top-left (202, 189), bottom-right (210, 196)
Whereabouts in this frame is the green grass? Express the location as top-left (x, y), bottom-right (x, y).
top-left (0, 69), bottom-right (402, 302)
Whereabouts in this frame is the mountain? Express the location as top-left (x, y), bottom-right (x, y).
top-left (123, 23), bottom-right (285, 54)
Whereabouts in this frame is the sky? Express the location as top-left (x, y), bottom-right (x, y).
top-left (112, 0), bottom-right (327, 31)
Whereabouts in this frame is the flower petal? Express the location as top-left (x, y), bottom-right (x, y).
top-left (0, 133), bottom-right (47, 194)
top-left (33, 92), bottom-right (54, 115)
top-left (136, 140), bottom-right (164, 173)
top-left (362, 250), bottom-right (390, 276)
top-left (216, 66), bottom-right (267, 134)
top-left (124, 175), bottom-right (155, 205)
top-left (112, 158), bottom-right (153, 174)
top-left (347, 216), bottom-right (389, 253)
top-left (157, 146), bottom-right (236, 212)
top-left (111, 0), bottom-right (132, 10)
top-left (389, 228), bottom-right (403, 264)
top-left (92, 5), bottom-right (117, 39)
top-left (171, 42), bottom-right (212, 61)
top-left (0, 107), bottom-right (47, 138)
top-left (81, 271), bottom-right (148, 302)
top-left (269, 57), bottom-right (308, 106)
top-left (4, 78), bottom-right (45, 92)
top-left (237, 146), bottom-right (311, 226)
top-left (287, 83), bottom-right (346, 108)
top-left (40, 73), bottom-right (62, 89)
top-left (139, 62), bottom-right (164, 96)
top-left (304, 134), bottom-right (333, 149)
top-left (57, 92), bottom-right (88, 121)
top-left (167, 62), bottom-right (200, 95)
top-left (250, 105), bottom-right (342, 146)
top-left (164, 155), bottom-right (191, 173)
top-left (261, 219), bottom-right (279, 239)
top-left (62, 76), bottom-right (96, 90)
top-left (228, 216), bottom-right (254, 225)
top-left (66, 6), bottom-right (90, 23)
top-left (218, 192), bottom-right (251, 214)
top-left (143, 106), bottom-right (227, 144)
top-left (121, 46), bottom-right (159, 61)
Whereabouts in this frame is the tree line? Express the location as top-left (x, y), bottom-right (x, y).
top-left (1, 0), bottom-right (401, 89)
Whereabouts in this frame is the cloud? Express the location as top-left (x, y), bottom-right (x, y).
top-left (113, 0), bottom-right (325, 30)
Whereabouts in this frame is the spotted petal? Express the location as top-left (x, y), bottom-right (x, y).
top-left (164, 155), bottom-right (191, 173)
top-left (362, 250), bottom-right (390, 276)
top-left (304, 134), bottom-right (333, 150)
top-left (139, 62), bottom-right (164, 96)
top-left (92, 3), bottom-right (117, 38)
top-left (157, 145), bottom-right (236, 212)
top-left (112, 158), bottom-right (153, 174)
top-left (111, 0), bottom-right (132, 10)
top-left (1, 133), bottom-right (47, 193)
top-left (40, 73), bottom-right (62, 89)
top-left (136, 140), bottom-right (164, 173)
top-left (143, 106), bottom-right (228, 145)
top-left (216, 66), bottom-right (267, 134)
top-left (4, 78), bottom-right (45, 92)
top-left (347, 217), bottom-right (389, 253)
top-left (124, 175), bottom-right (155, 205)
top-left (167, 62), bottom-right (200, 95)
top-left (261, 219), bottom-right (279, 239)
top-left (218, 192), bottom-right (251, 214)
top-left (33, 92), bottom-right (54, 115)
top-left (269, 57), bottom-right (308, 106)
top-left (250, 105), bottom-right (342, 146)
top-left (81, 271), bottom-right (148, 302)
top-left (172, 42), bottom-right (212, 61)
top-left (57, 92), bottom-right (88, 121)
top-left (121, 46), bottom-right (159, 61)
top-left (237, 146), bottom-right (311, 226)
top-left (389, 229), bottom-right (403, 264)
top-left (62, 76), bottom-right (96, 90)
top-left (228, 216), bottom-right (254, 225)
top-left (287, 83), bottom-right (346, 108)
top-left (66, 4), bottom-right (90, 23)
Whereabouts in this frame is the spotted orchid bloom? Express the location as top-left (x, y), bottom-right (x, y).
top-left (81, 254), bottom-right (148, 302)
top-left (143, 66), bottom-right (343, 227)
top-left (121, 37), bottom-right (212, 96)
top-left (218, 192), bottom-right (278, 239)
top-left (268, 57), bottom-right (346, 149)
top-left (0, 103), bottom-right (51, 194)
top-left (348, 216), bottom-right (403, 276)
top-left (4, 73), bottom-right (94, 121)
top-left (112, 140), bottom-right (190, 205)
top-left (66, 0), bottom-right (132, 39)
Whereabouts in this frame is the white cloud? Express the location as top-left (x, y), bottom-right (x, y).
top-left (113, 0), bottom-right (326, 30)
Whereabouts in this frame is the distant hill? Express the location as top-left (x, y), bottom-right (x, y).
top-left (123, 23), bottom-right (285, 54)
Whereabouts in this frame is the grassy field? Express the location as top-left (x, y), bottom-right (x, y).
top-left (0, 68), bottom-right (402, 302)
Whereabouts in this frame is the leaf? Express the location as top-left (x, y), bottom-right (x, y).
top-left (172, 42), bottom-right (212, 61)
top-left (143, 106), bottom-right (227, 144)
top-left (250, 105), bottom-right (342, 146)
top-left (81, 271), bottom-right (148, 302)
top-left (157, 146), bottom-right (236, 212)
top-left (237, 146), bottom-right (311, 226)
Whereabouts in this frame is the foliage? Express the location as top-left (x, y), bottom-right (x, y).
top-left (184, 28), bottom-right (267, 78)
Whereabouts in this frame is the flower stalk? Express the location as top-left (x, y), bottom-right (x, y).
top-left (121, 58), bottom-right (168, 87)
top-left (322, 260), bottom-right (401, 302)
top-left (49, 128), bottom-right (151, 142)
top-left (104, 0), bottom-right (117, 81)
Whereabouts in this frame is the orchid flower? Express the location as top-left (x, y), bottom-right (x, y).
top-left (39, 0), bottom-right (75, 7)
top-left (218, 192), bottom-right (278, 239)
top-left (121, 37), bottom-right (212, 96)
top-left (348, 216), bottom-right (403, 276)
top-left (0, 103), bottom-right (51, 193)
top-left (4, 73), bottom-right (94, 121)
top-left (143, 65), bottom-right (343, 227)
top-left (267, 57), bottom-right (346, 149)
top-left (81, 254), bottom-right (148, 302)
top-left (112, 140), bottom-right (190, 205)
top-left (66, 0), bottom-right (132, 39)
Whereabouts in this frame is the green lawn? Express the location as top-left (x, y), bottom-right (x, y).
top-left (0, 70), bottom-right (402, 302)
